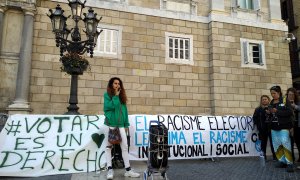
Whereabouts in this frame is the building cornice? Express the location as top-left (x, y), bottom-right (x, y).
top-left (52, 0), bottom-right (288, 31)
top-left (0, 0), bottom-right (36, 12)
top-left (209, 13), bottom-right (288, 32)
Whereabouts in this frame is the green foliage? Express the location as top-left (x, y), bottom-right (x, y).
top-left (60, 53), bottom-right (90, 74)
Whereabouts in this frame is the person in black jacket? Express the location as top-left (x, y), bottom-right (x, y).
top-left (253, 95), bottom-right (276, 161)
top-left (268, 86), bottom-right (294, 172)
top-left (286, 87), bottom-right (300, 163)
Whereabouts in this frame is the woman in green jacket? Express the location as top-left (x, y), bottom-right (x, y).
top-left (104, 77), bottom-right (140, 180)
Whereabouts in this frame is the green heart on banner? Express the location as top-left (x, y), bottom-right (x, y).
top-left (91, 133), bottom-right (105, 148)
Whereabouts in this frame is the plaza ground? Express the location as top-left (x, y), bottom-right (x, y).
top-left (1, 156), bottom-right (300, 180)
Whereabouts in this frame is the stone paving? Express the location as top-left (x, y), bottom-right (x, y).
top-left (1, 156), bottom-right (300, 180)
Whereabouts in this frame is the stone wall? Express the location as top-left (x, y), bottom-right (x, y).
top-left (209, 21), bottom-right (291, 115)
top-left (25, 1), bottom-right (291, 115)
top-left (129, 0), bottom-right (210, 17)
top-left (0, 0), bottom-right (291, 116)
top-left (31, 1), bottom-right (212, 115)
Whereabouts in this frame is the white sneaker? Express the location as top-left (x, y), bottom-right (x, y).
top-left (124, 169), bottom-right (140, 178)
top-left (107, 169), bottom-right (114, 179)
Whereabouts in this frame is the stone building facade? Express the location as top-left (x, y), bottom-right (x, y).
top-left (0, 0), bottom-right (291, 115)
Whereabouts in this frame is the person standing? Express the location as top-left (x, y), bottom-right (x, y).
top-left (286, 87), bottom-right (300, 162)
top-left (253, 95), bottom-right (276, 161)
top-left (103, 77), bottom-right (140, 179)
top-left (268, 86), bottom-right (294, 172)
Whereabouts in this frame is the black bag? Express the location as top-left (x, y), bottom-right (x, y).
top-left (111, 144), bottom-right (125, 169)
top-left (108, 127), bottom-right (122, 144)
top-left (111, 134), bottom-right (131, 169)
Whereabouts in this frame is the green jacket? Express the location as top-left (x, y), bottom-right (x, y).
top-left (103, 92), bottom-right (130, 128)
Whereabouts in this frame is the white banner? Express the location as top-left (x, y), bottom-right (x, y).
top-left (0, 114), bottom-right (260, 177)
top-left (128, 115), bottom-right (260, 160)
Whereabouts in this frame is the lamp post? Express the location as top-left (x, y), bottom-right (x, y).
top-left (48, 0), bottom-right (102, 115)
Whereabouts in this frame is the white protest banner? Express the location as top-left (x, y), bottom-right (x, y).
top-left (0, 115), bottom-right (107, 177)
top-left (128, 115), bottom-right (260, 160)
top-left (0, 114), bottom-right (260, 177)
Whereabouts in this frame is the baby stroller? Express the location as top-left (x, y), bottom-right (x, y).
top-left (144, 120), bottom-right (169, 180)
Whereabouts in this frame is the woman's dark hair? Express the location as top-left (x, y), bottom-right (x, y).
top-left (286, 87), bottom-right (299, 104)
top-left (107, 77), bottom-right (127, 104)
top-left (270, 85), bottom-right (282, 97)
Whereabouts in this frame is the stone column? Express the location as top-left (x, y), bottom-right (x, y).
top-left (268, 0), bottom-right (283, 23)
top-left (0, 6), bottom-right (7, 53)
top-left (7, 9), bottom-right (35, 114)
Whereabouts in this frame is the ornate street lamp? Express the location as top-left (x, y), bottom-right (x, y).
top-left (48, 0), bottom-right (102, 115)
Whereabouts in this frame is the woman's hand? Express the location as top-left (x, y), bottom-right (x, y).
top-left (291, 101), bottom-right (296, 109)
top-left (115, 88), bottom-right (121, 96)
top-left (271, 108), bottom-right (277, 113)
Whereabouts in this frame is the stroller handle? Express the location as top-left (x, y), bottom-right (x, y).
top-left (149, 120), bottom-right (159, 126)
